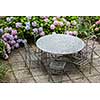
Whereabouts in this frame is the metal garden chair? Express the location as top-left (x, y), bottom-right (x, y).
top-left (68, 35), bottom-right (97, 74)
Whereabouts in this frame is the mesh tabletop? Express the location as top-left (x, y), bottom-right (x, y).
top-left (36, 34), bottom-right (85, 55)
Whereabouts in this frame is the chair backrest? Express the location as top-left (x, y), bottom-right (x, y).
top-left (82, 35), bottom-right (97, 61)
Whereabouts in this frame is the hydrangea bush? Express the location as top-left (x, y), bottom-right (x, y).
top-left (0, 16), bottom-right (100, 59)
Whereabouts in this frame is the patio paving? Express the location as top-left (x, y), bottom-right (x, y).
top-left (2, 41), bottom-right (100, 83)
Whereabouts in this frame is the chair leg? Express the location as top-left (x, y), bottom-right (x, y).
top-left (89, 66), bottom-right (91, 74)
top-left (48, 72), bottom-right (55, 83)
top-left (59, 72), bottom-right (63, 83)
top-left (89, 62), bottom-right (94, 74)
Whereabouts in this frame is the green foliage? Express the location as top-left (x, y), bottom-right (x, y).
top-left (0, 40), bottom-right (5, 57)
top-left (0, 61), bottom-right (8, 80)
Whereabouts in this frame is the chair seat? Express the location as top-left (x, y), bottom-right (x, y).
top-left (49, 61), bottom-right (66, 70)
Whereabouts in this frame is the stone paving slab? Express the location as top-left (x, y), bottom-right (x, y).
top-left (73, 78), bottom-right (89, 83)
top-left (64, 64), bottom-right (84, 80)
top-left (6, 71), bottom-right (17, 83)
top-left (62, 80), bottom-right (72, 83)
top-left (88, 75), bottom-right (100, 83)
top-left (93, 59), bottom-right (100, 66)
top-left (18, 77), bottom-right (35, 83)
top-left (30, 67), bottom-right (47, 77)
top-left (14, 69), bottom-right (32, 81)
top-left (11, 62), bottom-right (27, 71)
top-left (94, 67), bottom-right (100, 73)
top-left (80, 66), bottom-right (100, 77)
top-left (34, 75), bottom-right (49, 83)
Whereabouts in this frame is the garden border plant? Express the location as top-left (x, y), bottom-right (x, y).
top-left (0, 61), bottom-right (8, 82)
top-left (0, 16), bottom-right (100, 59)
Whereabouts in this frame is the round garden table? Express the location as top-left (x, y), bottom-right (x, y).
top-left (36, 34), bottom-right (85, 55)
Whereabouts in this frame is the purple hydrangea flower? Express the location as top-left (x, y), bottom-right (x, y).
top-left (11, 30), bottom-right (17, 36)
top-left (17, 39), bottom-right (23, 43)
top-left (16, 22), bottom-right (22, 28)
top-left (14, 43), bottom-right (19, 49)
top-left (50, 24), bottom-right (55, 30)
top-left (9, 35), bottom-right (14, 40)
top-left (14, 35), bottom-right (18, 40)
top-left (5, 34), bottom-right (11, 41)
top-left (33, 28), bottom-right (38, 33)
top-left (38, 27), bottom-right (43, 32)
top-left (10, 40), bottom-right (16, 46)
top-left (32, 21), bottom-right (37, 27)
top-left (3, 38), bottom-right (7, 42)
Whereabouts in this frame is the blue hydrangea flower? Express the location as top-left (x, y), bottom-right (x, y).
top-left (0, 29), bottom-right (3, 34)
top-left (33, 28), bottom-right (38, 33)
top-left (26, 22), bottom-right (30, 26)
top-left (25, 26), bottom-right (30, 30)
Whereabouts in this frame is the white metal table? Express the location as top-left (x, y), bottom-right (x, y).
top-left (36, 34), bottom-right (85, 55)
top-left (36, 34), bottom-right (86, 82)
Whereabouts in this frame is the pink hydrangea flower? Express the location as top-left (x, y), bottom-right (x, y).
top-left (59, 22), bottom-right (64, 27)
top-left (11, 30), bottom-right (17, 36)
top-left (56, 16), bottom-right (61, 19)
top-left (16, 22), bottom-right (22, 28)
top-left (50, 24), bottom-right (55, 30)
top-left (39, 31), bottom-right (45, 36)
top-left (53, 20), bottom-right (59, 26)
top-left (44, 18), bottom-right (49, 22)
top-left (95, 20), bottom-right (100, 25)
top-left (32, 21), bottom-right (37, 27)
top-left (95, 28), bottom-right (99, 31)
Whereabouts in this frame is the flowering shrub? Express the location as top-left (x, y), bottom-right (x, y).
top-left (92, 20), bottom-right (100, 37)
top-left (0, 40), bottom-right (5, 58)
top-left (0, 16), bottom-right (79, 39)
top-left (1, 16), bottom-right (100, 59)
